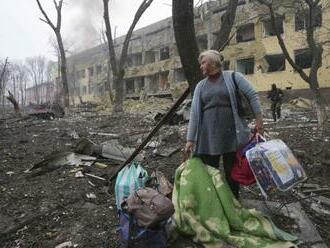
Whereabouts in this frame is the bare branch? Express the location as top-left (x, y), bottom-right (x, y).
top-left (56, 0), bottom-right (63, 30)
top-left (0, 58), bottom-right (9, 84)
top-left (119, 0), bottom-right (154, 69)
top-left (103, 0), bottom-right (118, 74)
top-left (39, 18), bottom-right (49, 25)
top-left (212, 0), bottom-right (239, 50)
top-left (266, 2), bottom-right (310, 82)
top-left (35, 0), bottom-right (69, 107)
top-left (35, 0), bottom-right (56, 30)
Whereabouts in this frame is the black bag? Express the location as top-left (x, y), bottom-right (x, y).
top-left (232, 72), bottom-right (254, 119)
top-left (118, 210), bottom-right (167, 248)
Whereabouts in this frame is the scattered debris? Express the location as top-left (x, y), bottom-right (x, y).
top-left (310, 203), bottom-right (330, 216)
top-left (55, 241), bottom-right (76, 248)
top-left (288, 97), bottom-right (312, 109)
top-left (94, 162), bottom-right (109, 169)
top-left (86, 193), bottom-right (96, 199)
top-left (153, 100), bottom-right (191, 125)
top-left (242, 200), bottom-right (327, 247)
top-left (147, 140), bottom-right (160, 148)
top-left (149, 170), bottom-right (173, 196)
top-left (28, 152), bottom-right (96, 177)
top-left (84, 173), bottom-right (106, 182)
top-left (75, 171), bottom-right (84, 178)
top-left (26, 102), bottom-right (65, 119)
top-left (155, 146), bottom-right (181, 157)
top-left (89, 132), bottom-right (119, 138)
top-left (101, 140), bottom-right (144, 162)
top-left (68, 130), bottom-right (79, 139)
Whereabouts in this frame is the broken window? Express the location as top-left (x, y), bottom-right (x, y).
top-left (236, 57), bottom-right (255, 75)
top-left (223, 61), bottom-right (230, 70)
top-left (127, 53), bottom-right (142, 67)
top-left (294, 49), bottom-right (312, 69)
top-left (265, 54), bottom-right (286, 72)
top-left (174, 68), bottom-right (186, 82)
top-left (98, 85), bottom-right (104, 96)
top-left (295, 6), bottom-right (322, 31)
top-left (159, 71), bottom-right (169, 90)
top-left (197, 34), bottom-right (208, 51)
top-left (136, 77), bottom-right (145, 90)
top-left (77, 70), bottom-right (85, 79)
top-left (263, 17), bottom-right (284, 36)
top-left (89, 84), bottom-right (95, 94)
top-left (160, 47), bottom-right (170, 60)
top-left (126, 79), bottom-right (135, 94)
top-left (236, 23), bottom-right (255, 43)
top-left (88, 67), bottom-right (94, 77)
top-left (144, 50), bottom-right (156, 64)
top-left (96, 65), bottom-right (102, 75)
top-left (148, 74), bottom-right (159, 93)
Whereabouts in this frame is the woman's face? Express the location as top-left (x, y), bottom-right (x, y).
top-left (200, 57), bottom-right (212, 76)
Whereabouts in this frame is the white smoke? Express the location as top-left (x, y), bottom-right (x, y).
top-left (63, 0), bottom-right (104, 52)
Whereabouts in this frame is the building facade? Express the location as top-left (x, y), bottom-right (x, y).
top-left (66, 0), bottom-right (330, 103)
top-left (25, 82), bottom-right (57, 105)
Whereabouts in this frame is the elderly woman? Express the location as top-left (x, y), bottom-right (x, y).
top-left (185, 50), bottom-right (263, 198)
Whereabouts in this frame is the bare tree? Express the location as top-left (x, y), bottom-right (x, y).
top-left (100, 29), bottom-right (114, 104)
top-left (36, 0), bottom-right (70, 107)
top-left (6, 90), bottom-right (20, 114)
top-left (26, 56), bottom-right (47, 104)
top-left (17, 63), bottom-right (28, 106)
top-left (256, 0), bottom-right (328, 128)
top-left (0, 58), bottom-right (9, 114)
top-left (0, 58), bottom-right (9, 94)
top-left (9, 62), bottom-right (28, 107)
top-left (102, 0), bottom-right (153, 112)
top-left (172, 0), bottom-right (239, 94)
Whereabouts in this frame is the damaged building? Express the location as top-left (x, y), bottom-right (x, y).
top-left (63, 0), bottom-right (330, 104)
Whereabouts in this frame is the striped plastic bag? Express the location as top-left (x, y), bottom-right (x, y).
top-left (115, 162), bottom-right (148, 210)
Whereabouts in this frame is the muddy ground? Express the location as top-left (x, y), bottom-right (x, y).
top-left (0, 103), bottom-right (329, 248)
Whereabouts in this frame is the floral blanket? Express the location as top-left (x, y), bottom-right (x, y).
top-left (172, 158), bottom-right (298, 248)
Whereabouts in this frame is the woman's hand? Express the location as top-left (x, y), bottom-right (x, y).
top-left (185, 141), bottom-right (194, 154)
top-left (255, 113), bottom-right (264, 135)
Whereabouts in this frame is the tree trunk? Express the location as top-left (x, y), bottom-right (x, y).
top-left (212, 0), bottom-right (238, 50)
top-left (56, 32), bottom-right (69, 107)
top-left (105, 60), bottom-right (114, 104)
top-left (172, 0), bottom-right (203, 94)
top-left (6, 91), bottom-right (20, 114)
top-left (103, 0), bottom-right (153, 112)
top-left (113, 74), bottom-right (124, 112)
top-left (20, 88), bottom-right (24, 107)
top-left (312, 88), bottom-right (327, 128)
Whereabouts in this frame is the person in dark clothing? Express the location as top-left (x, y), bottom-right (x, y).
top-left (267, 83), bottom-right (284, 122)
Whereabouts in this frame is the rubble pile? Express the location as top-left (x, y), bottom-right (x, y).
top-left (0, 102), bottom-right (329, 247)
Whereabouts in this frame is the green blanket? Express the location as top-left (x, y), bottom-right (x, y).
top-left (172, 158), bottom-right (298, 248)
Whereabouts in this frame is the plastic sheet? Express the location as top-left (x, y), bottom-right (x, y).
top-left (246, 139), bottom-right (306, 197)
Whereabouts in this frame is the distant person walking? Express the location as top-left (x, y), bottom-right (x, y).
top-left (267, 83), bottom-right (284, 122)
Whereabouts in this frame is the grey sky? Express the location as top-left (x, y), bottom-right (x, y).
top-left (0, 0), bottom-right (172, 61)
